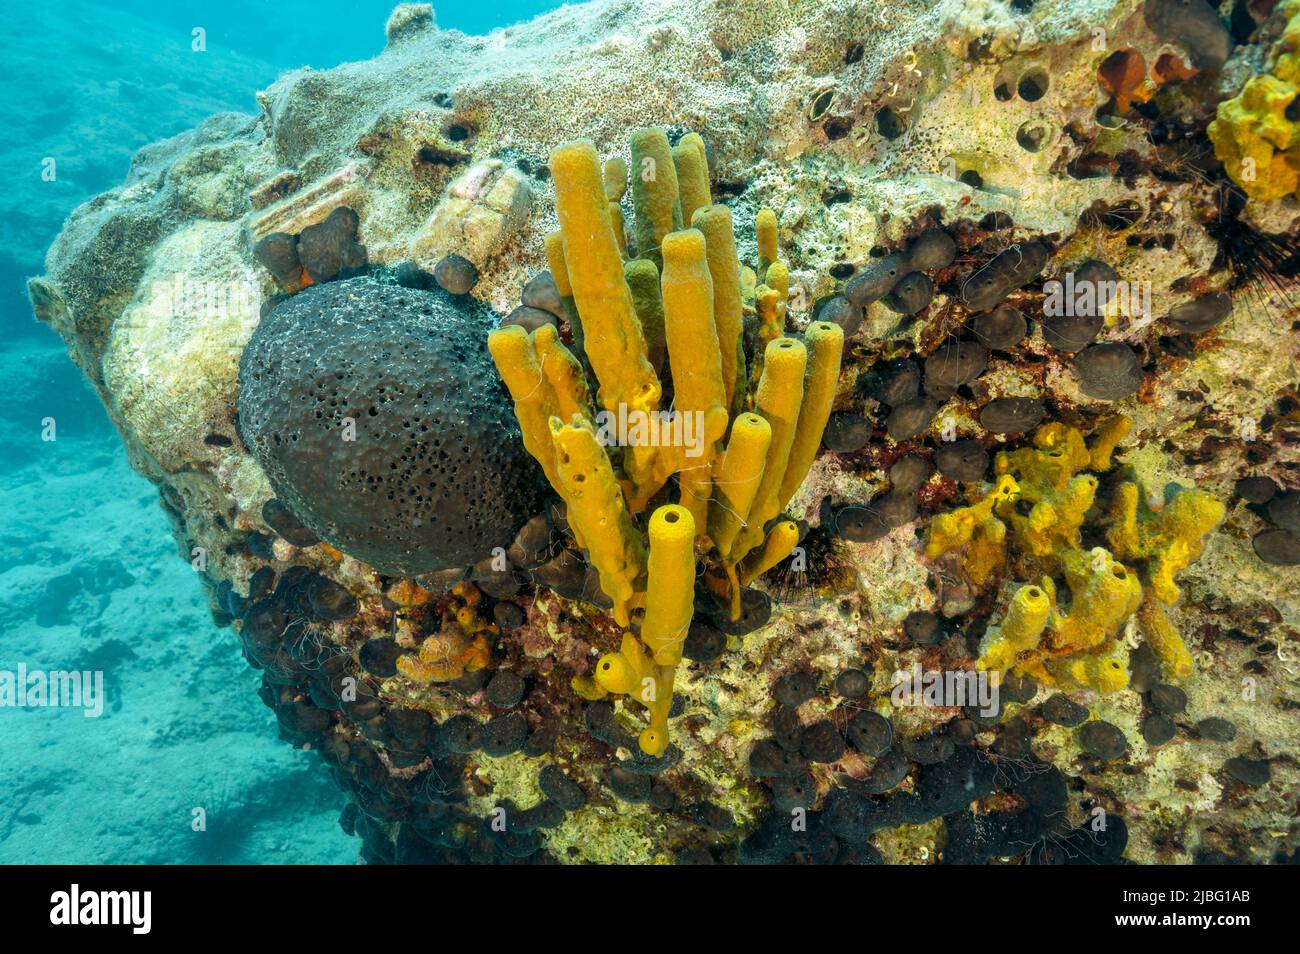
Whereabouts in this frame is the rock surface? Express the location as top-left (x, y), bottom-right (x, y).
top-left (30, 0), bottom-right (1300, 865)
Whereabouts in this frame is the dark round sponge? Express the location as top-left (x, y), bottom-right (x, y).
top-left (238, 276), bottom-right (544, 575)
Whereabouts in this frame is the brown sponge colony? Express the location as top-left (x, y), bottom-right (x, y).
top-left (238, 275), bottom-right (544, 575)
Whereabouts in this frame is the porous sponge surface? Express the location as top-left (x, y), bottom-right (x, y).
top-left (238, 275), bottom-right (542, 575)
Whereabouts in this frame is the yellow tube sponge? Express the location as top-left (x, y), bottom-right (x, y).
top-left (1107, 480), bottom-right (1141, 557)
top-left (995, 423), bottom-right (1091, 495)
top-left (624, 257), bottom-right (667, 374)
top-left (1109, 484), bottom-right (1225, 605)
top-left (1137, 592), bottom-right (1193, 679)
top-left (756, 207), bottom-right (778, 273)
top-left (636, 667), bottom-right (676, 757)
top-left (731, 337), bottom-right (808, 562)
top-left (673, 141), bottom-right (711, 227)
top-left (1047, 547), bottom-right (1142, 655)
top-left (641, 504), bottom-right (697, 666)
top-left (544, 230), bottom-right (583, 350)
top-left (739, 518), bottom-right (800, 587)
top-left (964, 517), bottom-right (1008, 588)
top-left (550, 415), bottom-right (647, 626)
top-left (1088, 415), bottom-right (1131, 471)
top-left (550, 140), bottom-right (670, 506)
top-left (661, 229), bottom-right (729, 526)
top-left (603, 157), bottom-right (629, 201)
top-left (532, 323), bottom-right (592, 423)
top-left (604, 156), bottom-right (630, 255)
top-left (1057, 648), bottom-right (1129, 693)
top-left (487, 325), bottom-right (563, 493)
top-left (765, 260), bottom-right (790, 325)
top-left (595, 631), bottom-right (657, 694)
top-left (677, 132), bottom-right (708, 166)
top-left (755, 286), bottom-right (784, 347)
top-left (925, 474), bottom-right (1019, 559)
top-left (550, 141), bottom-right (656, 407)
top-left (708, 412), bottom-right (772, 560)
top-left (545, 229), bottom-right (573, 296)
top-left (691, 204), bottom-right (746, 412)
top-left (973, 550), bottom-right (1139, 692)
top-left (629, 127), bottom-right (682, 257)
top-left (778, 320), bottom-right (844, 510)
top-left (999, 472), bottom-right (1098, 560)
top-left (976, 581), bottom-right (1052, 673)
top-left (592, 632), bottom-right (674, 756)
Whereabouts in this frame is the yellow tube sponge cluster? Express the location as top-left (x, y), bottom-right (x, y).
top-left (1107, 481), bottom-right (1225, 676)
top-left (931, 416), bottom-right (1223, 691)
top-left (778, 321), bottom-right (844, 509)
top-left (551, 140), bottom-right (671, 510)
top-left (975, 547), bottom-right (1141, 692)
top-left (1108, 483), bottom-right (1225, 605)
top-left (994, 421), bottom-right (1099, 562)
top-left (731, 337), bottom-right (808, 561)
top-left (486, 127), bottom-right (844, 753)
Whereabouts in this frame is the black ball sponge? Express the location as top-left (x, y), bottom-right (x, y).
top-left (238, 276), bottom-right (544, 575)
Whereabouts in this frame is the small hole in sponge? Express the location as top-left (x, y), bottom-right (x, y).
top-left (875, 106), bottom-right (906, 140)
top-left (1018, 70), bottom-right (1048, 101)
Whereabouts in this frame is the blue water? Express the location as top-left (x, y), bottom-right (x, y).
top-left (0, 0), bottom-right (561, 864)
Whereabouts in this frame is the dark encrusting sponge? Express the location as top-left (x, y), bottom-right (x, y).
top-left (238, 275), bottom-right (545, 575)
